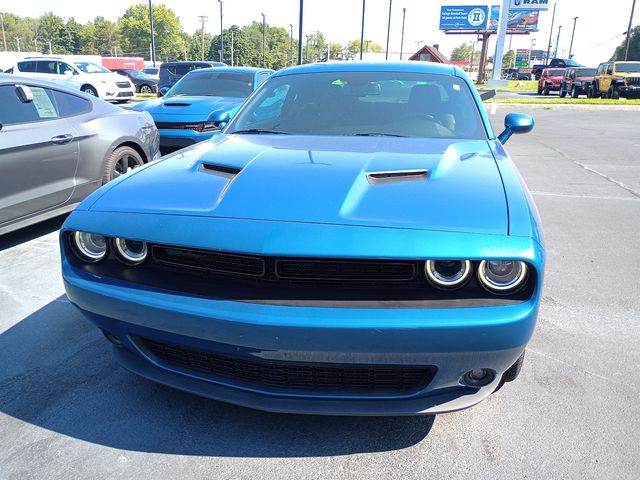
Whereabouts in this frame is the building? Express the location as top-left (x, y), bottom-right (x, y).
top-left (408, 45), bottom-right (449, 63)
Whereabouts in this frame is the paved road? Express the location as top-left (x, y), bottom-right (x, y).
top-left (1, 106), bottom-right (639, 480)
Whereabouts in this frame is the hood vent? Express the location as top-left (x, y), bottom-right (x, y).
top-left (199, 163), bottom-right (242, 178)
top-left (366, 169), bottom-right (429, 185)
top-left (164, 102), bottom-right (191, 107)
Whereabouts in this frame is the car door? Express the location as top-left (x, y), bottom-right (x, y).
top-left (601, 64), bottom-right (613, 92)
top-left (0, 83), bottom-right (79, 225)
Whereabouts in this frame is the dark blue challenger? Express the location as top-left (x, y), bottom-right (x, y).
top-left (61, 62), bottom-right (544, 415)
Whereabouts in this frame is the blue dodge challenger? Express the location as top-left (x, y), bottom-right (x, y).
top-left (61, 62), bottom-right (544, 415)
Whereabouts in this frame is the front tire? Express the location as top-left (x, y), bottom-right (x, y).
top-left (139, 84), bottom-right (153, 94)
top-left (571, 86), bottom-right (579, 98)
top-left (81, 85), bottom-right (98, 97)
top-left (559, 88), bottom-right (567, 98)
top-left (609, 85), bottom-right (620, 99)
top-left (543, 84), bottom-right (550, 95)
top-left (537, 86), bottom-right (543, 95)
top-left (102, 146), bottom-right (145, 184)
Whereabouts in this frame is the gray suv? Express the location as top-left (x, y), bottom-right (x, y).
top-left (0, 75), bottom-right (160, 235)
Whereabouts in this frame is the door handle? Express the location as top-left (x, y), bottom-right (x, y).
top-left (51, 134), bottom-right (74, 145)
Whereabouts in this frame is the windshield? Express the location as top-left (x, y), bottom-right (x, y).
top-left (168, 71), bottom-right (254, 97)
top-left (547, 69), bottom-right (565, 76)
top-left (564, 59), bottom-right (580, 66)
top-left (127, 70), bottom-right (147, 79)
top-left (74, 62), bottom-right (110, 73)
top-left (576, 68), bottom-right (597, 76)
top-left (227, 71), bottom-right (486, 139)
top-left (615, 62), bottom-right (640, 73)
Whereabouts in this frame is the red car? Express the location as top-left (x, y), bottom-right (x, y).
top-left (537, 68), bottom-right (566, 95)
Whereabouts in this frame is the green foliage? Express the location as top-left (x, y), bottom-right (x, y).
top-left (611, 26), bottom-right (640, 61)
top-left (503, 50), bottom-right (515, 68)
top-left (450, 42), bottom-right (481, 63)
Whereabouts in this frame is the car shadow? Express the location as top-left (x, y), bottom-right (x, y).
top-left (0, 215), bottom-right (67, 251)
top-left (0, 296), bottom-right (434, 457)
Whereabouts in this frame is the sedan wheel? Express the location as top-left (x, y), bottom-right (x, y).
top-left (81, 85), bottom-right (98, 97)
top-left (139, 84), bottom-right (153, 94)
top-left (102, 146), bottom-right (145, 184)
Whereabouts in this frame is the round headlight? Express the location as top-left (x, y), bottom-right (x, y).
top-left (72, 231), bottom-right (108, 262)
top-left (114, 238), bottom-right (148, 265)
top-left (478, 260), bottom-right (528, 293)
top-left (424, 260), bottom-right (472, 288)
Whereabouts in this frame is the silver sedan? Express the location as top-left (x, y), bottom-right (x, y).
top-left (0, 75), bottom-right (160, 235)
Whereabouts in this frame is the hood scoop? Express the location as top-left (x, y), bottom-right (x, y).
top-left (366, 169), bottom-right (429, 185)
top-left (199, 162), bottom-right (242, 179)
top-left (164, 102), bottom-right (191, 107)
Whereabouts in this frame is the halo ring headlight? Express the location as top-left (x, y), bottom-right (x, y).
top-left (424, 260), bottom-right (472, 288)
top-left (72, 231), bottom-right (108, 262)
top-left (478, 260), bottom-right (528, 293)
top-left (114, 238), bottom-right (148, 265)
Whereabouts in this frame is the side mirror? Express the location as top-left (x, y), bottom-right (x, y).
top-left (498, 113), bottom-right (534, 144)
top-left (212, 110), bottom-right (230, 129)
top-left (157, 87), bottom-right (170, 97)
top-left (15, 84), bottom-right (33, 103)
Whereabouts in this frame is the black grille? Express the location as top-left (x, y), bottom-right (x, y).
top-left (152, 245), bottom-right (265, 277)
top-left (626, 77), bottom-right (640, 86)
top-left (116, 81), bottom-right (132, 88)
top-left (155, 122), bottom-right (203, 131)
top-left (275, 259), bottom-right (415, 281)
top-left (136, 336), bottom-right (435, 395)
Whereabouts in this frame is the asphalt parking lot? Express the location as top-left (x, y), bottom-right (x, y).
top-left (1, 105), bottom-right (639, 480)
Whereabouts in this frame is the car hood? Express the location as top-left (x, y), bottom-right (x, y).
top-left (131, 96), bottom-right (244, 121)
top-left (88, 135), bottom-right (508, 235)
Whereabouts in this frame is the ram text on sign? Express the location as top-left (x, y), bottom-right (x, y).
top-left (510, 0), bottom-right (550, 11)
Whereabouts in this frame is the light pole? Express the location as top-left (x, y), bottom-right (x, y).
top-left (624, 0), bottom-right (637, 60)
top-left (148, 0), bottom-right (156, 67)
top-left (198, 16), bottom-right (208, 61)
top-left (298, 0), bottom-right (303, 65)
top-left (289, 24), bottom-right (294, 66)
top-left (218, 1), bottom-right (223, 63)
top-left (359, 0), bottom-right (366, 60)
top-left (261, 13), bottom-right (266, 67)
top-left (568, 17), bottom-right (578, 59)
top-left (0, 13), bottom-right (7, 52)
top-left (385, 0), bottom-right (392, 60)
top-left (15, 37), bottom-right (20, 53)
top-left (399, 7), bottom-right (406, 60)
top-left (545, 2), bottom-right (556, 63)
top-left (231, 29), bottom-right (234, 66)
top-left (554, 25), bottom-right (562, 58)
top-left (305, 34), bottom-right (311, 63)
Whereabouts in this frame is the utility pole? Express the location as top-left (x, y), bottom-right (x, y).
top-left (298, 0), bottom-right (303, 65)
top-left (546, 2), bottom-right (556, 63)
top-left (385, 0), bottom-right (392, 60)
top-left (34, 38), bottom-right (38, 52)
top-left (491, 0), bottom-right (511, 81)
top-left (568, 17), bottom-right (578, 59)
top-left (16, 37), bottom-right (20, 53)
top-left (554, 25), bottom-right (562, 58)
top-left (624, 0), bottom-right (637, 60)
top-left (231, 29), bottom-right (234, 66)
top-left (0, 14), bottom-right (7, 52)
top-left (148, 0), bottom-right (156, 67)
top-left (289, 24), bottom-right (294, 65)
top-left (399, 7), bottom-right (406, 60)
top-left (198, 16), bottom-right (208, 61)
top-left (217, 0), bottom-right (223, 63)
top-left (305, 34), bottom-right (311, 63)
top-left (261, 13), bottom-right (266, 67)
top-left (359, 0), bottom-right (366, 60)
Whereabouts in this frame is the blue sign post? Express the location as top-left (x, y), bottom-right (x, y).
top-left (439, 6), bottom-right (489, 30)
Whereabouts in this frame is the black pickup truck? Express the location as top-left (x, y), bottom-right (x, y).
top-left (532, 58), bottom-right (582, 80)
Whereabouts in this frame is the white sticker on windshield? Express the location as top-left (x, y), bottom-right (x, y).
top-left (31, 87), bottom-right (58, 118)
top-left (452, 84), bottom-right (461, 91)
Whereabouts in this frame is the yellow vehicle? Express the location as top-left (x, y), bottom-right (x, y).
top-left (589, 61), bottom-right (640, 99)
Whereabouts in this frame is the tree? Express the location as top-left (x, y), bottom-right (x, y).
top-left (450, 43), bottom-right (472, 62)
top-left (62, 17), bottom-right (83, 54)
top-left (503, 50), bottom-right (515, 68)
top-left (343, 39), bottom-right (383, 60)
top-left (35, 12), bottom-right (65, 53)
top-left (118, 3), bottom-right (186, 60)
top-left (611, 26), bottom-right (640, 60)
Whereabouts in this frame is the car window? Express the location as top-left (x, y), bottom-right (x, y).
top-left (0, 84), bottom-right (60, 125)
top-left (52, 89), bottom-right (91, 117)
top-left (577, 68), bottom-right (597, 76)
top-left (228, 71), bottom-right (486, 139)
top-left (548, 69), bottom-right (564, 76)
top-left (74, 62), bottom-right (110, 73)
top-left (58, 62), bottom-right (75, 75)
top-left (17, 61), bottom-right (36, 73)
top-left (606, 64), bottom-right (613, 75)
top-left (173, 64), bottom-right (191, 76)
top-left (168, 71), bottom-right (254, 97)
top-left (257, 72), bottom-right (271, 86)
top-left (615, 62), bottom-right (640, 73)
top-left (36, 61), bottom-right (58, 74)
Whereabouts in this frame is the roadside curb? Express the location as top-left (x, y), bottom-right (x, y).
top-left (486, 102), bottom-right (640, 111)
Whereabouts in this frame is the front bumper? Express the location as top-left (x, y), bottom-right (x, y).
top-left (619, 85), bottom-right (640, 97)
top-left (63, 257), bottom-right (537, 415)
top-left (159, 129), bottom-right (219, 149)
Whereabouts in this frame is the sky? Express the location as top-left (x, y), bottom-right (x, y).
top-left (1, 0), bottom-right (636, 66)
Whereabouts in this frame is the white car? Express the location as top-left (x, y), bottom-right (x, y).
top-left (8, 58), bottom-right (136, 103)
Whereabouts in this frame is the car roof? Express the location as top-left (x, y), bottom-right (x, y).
top-left (272, 61), bottom-right (456, 78)
top-left (187, 66), bottom-right (274, 75)
top-left (162, 61), bottom-right (226, 67)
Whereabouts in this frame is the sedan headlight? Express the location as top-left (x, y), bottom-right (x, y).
top-left (71, 231), bottom-right (108, 262)
top-left (477, 260), bottom-right (528, 293)
top-left (113, 238), bottom-right (148, 265)
top-left (424, 260), bottom-right (472, 289)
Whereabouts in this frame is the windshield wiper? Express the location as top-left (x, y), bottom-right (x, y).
top-left (231, 129), bottom-right (290, 135)
top-left (353, 132), bottom-right (406, 137)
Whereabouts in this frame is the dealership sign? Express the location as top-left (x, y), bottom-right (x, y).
top-left (515, 49), bottom-right (531, 67)
top-left (510, 0), bottom-right (550, 10)
top-left (489, 5), bottom-right (540, 31)
top-left (439, 6), bottom-right (489, 30)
